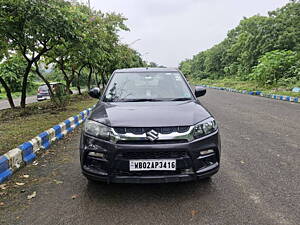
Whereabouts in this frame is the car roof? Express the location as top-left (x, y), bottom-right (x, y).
top-left (114, 67), bottom-right (179, 73)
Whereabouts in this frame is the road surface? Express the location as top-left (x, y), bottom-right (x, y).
top-left (0, 89), bottom-right (83, 110)
top-left (1, 89), bottom-right (299, 225)
top-left (0, 95), bottom-right (37, 110)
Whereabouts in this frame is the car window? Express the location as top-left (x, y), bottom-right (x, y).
top-left (103, 72), bottom-right (193, 102)
top-left (39, 85), bottom-right (48, 91)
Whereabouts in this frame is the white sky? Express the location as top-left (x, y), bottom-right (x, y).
top-left (88, 0), bottom-right (289, 67)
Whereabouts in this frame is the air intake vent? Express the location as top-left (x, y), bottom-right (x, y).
top-left (120, 151), bottom-right (187, 159)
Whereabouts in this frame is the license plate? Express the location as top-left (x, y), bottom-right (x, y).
top-left (129, 159), bottom-right (176, 171)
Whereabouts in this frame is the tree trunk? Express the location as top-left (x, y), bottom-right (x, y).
top-left (65, 79), bottom-right (72, 94)
top-left (19, 46), bottom-right (50, 108)
top-left (76, 65), bottom-right (86, 95)
top-left (70, 69), bottom-right (76, 94)
top-left (0, 76), bottom-right (15, 108)
top-left (76, 74), bottom-right (82, 95)
top-left (105, 72), bottom-right (110, 83)
top-left (34, 62), bottom-right (54, 98)
top-left (60, 67), bottom-right (73, 94)
top-left (95, 72), bottom-right (100, 88)
top-left (20, 61), bottom-right (33, 108)
top-left (87, 65), bottom-right (93, 90)
top-left (101, 72), bottom-right (107, 87)
top-left (77, 85), bottom-right (82, 95)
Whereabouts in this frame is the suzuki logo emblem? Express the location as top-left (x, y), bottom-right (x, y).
top-left (146, 130), bottom-right (159, 141)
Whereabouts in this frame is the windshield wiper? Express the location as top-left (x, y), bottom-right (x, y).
top-left (170, 97), bottom-right (192, 101)
top-left (119, 98), bottom-right (164, 102)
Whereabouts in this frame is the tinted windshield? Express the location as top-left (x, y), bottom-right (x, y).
top-left (103, 72), bottom-right (193, 102)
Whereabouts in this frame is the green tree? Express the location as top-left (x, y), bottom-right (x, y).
top-left (0, 54), bottom-right (35, 108)
top-left (0, 0), bottom-right (147, 108)
top-left (179, 59), bottom-right (192, 78)
top-left (179, 1), bottom-right (300, 86)
top-left (250, 50), bottom-right (299, 86)
top-left (0, 0), bottom-right (80, 108)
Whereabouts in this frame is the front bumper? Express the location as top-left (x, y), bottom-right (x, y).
top-left (37, 94), bottom-right (50, 101)
top-left (80, 131), bottom-right (221, 184)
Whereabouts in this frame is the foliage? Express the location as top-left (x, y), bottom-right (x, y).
top-left (50, 83), bottom-right (70, 109)
top-left (0, 0), bottom-right (145, 108)
top-left (0, 54), bottom-right (35, 92)
top-left (148, 62), bottom-right (158, 67)
top-left (0, 0), bottom-right (82, 107)
top-left (179, 2), bottom-right (300, 88)
top-left (250, 50), bottom-right (300, 86)
top-left (190, 77), bottom-right (300, 97)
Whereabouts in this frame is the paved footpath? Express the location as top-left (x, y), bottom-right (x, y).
top-left (0, 89), bottom-right (299, 225)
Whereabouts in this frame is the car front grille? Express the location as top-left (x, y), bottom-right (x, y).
top-left (116, 139), bottom-right (188, 145)
top-left (113, 126), bottom-right (190, 135)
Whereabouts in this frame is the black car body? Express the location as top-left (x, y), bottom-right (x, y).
top-left (80, 68), bottom-right (221, 183)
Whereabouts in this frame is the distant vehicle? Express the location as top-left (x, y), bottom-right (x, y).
top-left (37, 82), bottom-right (67, 101)
top-left (80, 67), bottom-right (221, 184)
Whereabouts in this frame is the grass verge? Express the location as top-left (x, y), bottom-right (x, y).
top-left (191, 78), bottom-right (300, 98)
top-left (0, 93), bottom-right (97, 156)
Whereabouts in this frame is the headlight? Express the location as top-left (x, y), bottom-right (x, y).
top-left (193, 117), bottom-right (218, 139)
top-left (84, 120), bottom-right (111, 140)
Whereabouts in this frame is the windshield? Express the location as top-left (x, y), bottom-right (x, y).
top-left (39, 85), bottom-right (49, 91)
top-left (103, 72), bottom-right (193, 102)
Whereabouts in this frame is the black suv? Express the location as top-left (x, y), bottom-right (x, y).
top-left (80, 68), bottom-right (221, 183)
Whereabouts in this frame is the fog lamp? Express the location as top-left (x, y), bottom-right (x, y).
top-left (88, 152), bottom-right (105, 158)
top-left (199, 149), bottom-right (214, 156)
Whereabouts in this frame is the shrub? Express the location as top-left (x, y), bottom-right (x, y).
top-left (249, 50), bottom-right (299, 86)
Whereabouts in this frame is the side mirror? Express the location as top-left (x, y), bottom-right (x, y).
top-left (194, 86), bottom-right (206, 97)
top-left (88, 87), bottom-right (101, 99)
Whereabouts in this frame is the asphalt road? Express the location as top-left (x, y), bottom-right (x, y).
top-left (0, 95), bottom-right (37, 110)
top-left (0, 90), bottom-right (83, 110)
top-left (1, 89), bottom-right (299, 225)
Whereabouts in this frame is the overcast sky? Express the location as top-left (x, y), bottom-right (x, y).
top-left (89, 0), bottom-right (289, 67)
